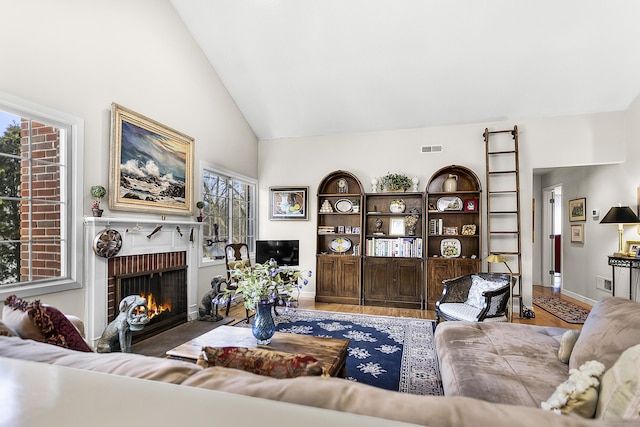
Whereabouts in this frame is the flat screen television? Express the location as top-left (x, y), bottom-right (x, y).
top-left (256, 240), bottom-right (299, 266)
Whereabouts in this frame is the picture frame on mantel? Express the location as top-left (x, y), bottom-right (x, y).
top-left (568, 197), bottom-right (586, 222)
top-left (110, 103), bottom-right (194, 215)
top-left (269, 186), bottom-right (308, 220)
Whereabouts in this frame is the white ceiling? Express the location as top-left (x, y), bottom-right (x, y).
top-left (170, 0), bottom-right (640, 140)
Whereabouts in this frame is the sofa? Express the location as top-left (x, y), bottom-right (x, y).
top-left (0, 296), bottom-right (638, 426)
top-left (435, 296), bottom-right (640, 421)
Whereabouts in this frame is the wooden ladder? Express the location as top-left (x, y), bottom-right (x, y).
top-left (484, 125), bottom-right (524, 321)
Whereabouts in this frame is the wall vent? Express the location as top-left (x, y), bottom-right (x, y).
top-left (421, 145), bottom-right (443, 153)
top-left (596, 276), bottom-right (612, 292)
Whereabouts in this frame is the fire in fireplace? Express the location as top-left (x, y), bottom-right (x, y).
top-left (108, 252), bottom-right (188, 343)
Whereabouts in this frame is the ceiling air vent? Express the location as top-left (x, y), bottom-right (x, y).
top-left (421, 145), bottom-right (443, 153)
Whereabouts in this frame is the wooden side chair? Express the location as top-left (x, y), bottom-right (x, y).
top-left (435, 273), bottom-right (515, 325)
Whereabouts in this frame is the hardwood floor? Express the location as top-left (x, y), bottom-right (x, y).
top-left (226, 285), bottom-right (590, 330)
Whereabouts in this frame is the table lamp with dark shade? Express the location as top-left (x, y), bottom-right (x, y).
top-left (599, 205), bottom-right (640, 256)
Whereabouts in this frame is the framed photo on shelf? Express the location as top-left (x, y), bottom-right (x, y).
top-left (570, 224), bottom-right (584, 243)
top-left (568, 198), bottom-right (586, 222)
top-left (624, 240), bottom-right (640, 256)
top-left (389, 218), bottom-right (405, 236)
top-left (352, 226), bottom-right (361, 235)
top-left (269, 187), bottom-right (308, 220)
top-left (110, 103), bottom-right (194, 215)
top-left (337, 226), bottom-right (345, 234)
top-left (443, 226), bottom-right (458, 235)
top-left (463, 198), bottom-right (478, 212)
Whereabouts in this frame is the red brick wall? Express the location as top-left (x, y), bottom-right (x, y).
top-left (20, 119), bottom-right (61, 282)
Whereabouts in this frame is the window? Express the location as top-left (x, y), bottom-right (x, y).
top-left (199, 161), bottom-right (256, 265)
top-left (0, 93), bottom-right (83, 298)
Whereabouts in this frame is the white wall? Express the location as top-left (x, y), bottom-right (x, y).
top-left (0, 0), bottom-right (257, 315)
top-left (259, 112), bottom-right (628, 306)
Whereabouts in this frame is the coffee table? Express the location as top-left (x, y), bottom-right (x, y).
top-left (166, 325), bottom-right (349, 378)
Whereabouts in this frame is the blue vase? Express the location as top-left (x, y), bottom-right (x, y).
top-left (252, 301), bottom-right (275, 345)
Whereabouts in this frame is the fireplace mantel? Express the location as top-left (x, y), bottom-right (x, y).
top-left (83, 216), bottom-right (202, 345)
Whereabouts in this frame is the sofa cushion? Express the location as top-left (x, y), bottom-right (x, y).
top-left (541, 360), bottom-right (605, 418)
top-left (596, 343), bottom-right (640, 420)
top-left (183, 366), bottom-right (600, 427)
top-left (435, 321), bottom-right (569, 407)
top-left (0, 320), bottom-right (17, 337)
top-left (558, 329), bottom-right (581, 364)
top-left (0, 335), bottom-right (203, 383)
top-left (197, 346), bottom-right (324, 378)
top-left (569, 297), bottom-right (640, 372)
top-left (2, 295), bottom-right (92, 352)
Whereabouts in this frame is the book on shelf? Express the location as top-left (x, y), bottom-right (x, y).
top-left (365, 237), bottom-right (422, 258)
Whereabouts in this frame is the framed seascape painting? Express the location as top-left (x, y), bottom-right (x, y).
top-left (110, 103), bottom-right (194, 215)
top-left (269, 187), bottom-right (308, 220)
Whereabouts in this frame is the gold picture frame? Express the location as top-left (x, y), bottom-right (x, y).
top-left (624, 240), bottom-right (640, 257)
top-left (568, 197), bottom-right (586, 222)
top-left (110, 103), bottom-right (194, 215)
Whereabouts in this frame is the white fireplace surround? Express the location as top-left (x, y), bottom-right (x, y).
top-left (83, 217), bottom-right (202, 346)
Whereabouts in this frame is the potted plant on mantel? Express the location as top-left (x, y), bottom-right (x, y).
top-left (379, 173), bottom-right (412, 192)
top-left (196, 201), bottom-right (205, 222)
top-left (90, 185), bottom-right (106, 217)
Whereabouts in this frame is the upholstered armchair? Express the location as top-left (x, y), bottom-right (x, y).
top-left (435, 273), bottom-right (515, 325)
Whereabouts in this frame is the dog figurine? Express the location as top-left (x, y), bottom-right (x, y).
top-left (198, 275), bottom-right (228, 322)
top-left (96, 295), bottom-right (150, 353)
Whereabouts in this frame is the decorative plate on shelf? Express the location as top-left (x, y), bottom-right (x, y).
top-left (437, 197), bottom-right (463, 211)
top-left (440, 238), bottom-right (461, 258)
top-left (334, 199), bottom-right (353, 213)
top-left (329, 237), bottom-right (352, 253)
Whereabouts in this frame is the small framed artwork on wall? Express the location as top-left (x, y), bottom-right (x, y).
top-left (269, 187), bottom-right (308, 220)
top-left (568, 198), bottom-right (586, 222)
top-left (570, 224), bottom-right (584, 243)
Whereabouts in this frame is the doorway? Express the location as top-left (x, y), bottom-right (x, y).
top-left (542, 185), bottom-right (562, 290)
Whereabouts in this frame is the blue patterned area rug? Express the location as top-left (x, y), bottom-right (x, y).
top-left (235, 310), bottom-right (442, 396)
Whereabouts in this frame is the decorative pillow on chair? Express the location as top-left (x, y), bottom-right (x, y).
top-left (197, 346), bottom-right (324, 378)
top-left (465, 275), bottom-right (508, 309)
top-left (3, 295), bottom-right (92, 352)
top-left (541, 360), bottom-right (605, 418)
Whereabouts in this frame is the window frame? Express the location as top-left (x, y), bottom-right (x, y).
top-left (198, 160), bottom-right (257, 267)
top-left (0, 91), bottom-right (84, 299)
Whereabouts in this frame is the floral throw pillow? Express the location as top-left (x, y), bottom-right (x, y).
top-left (198, 346), bottom-right (324, 378)
top-left (3, 295), bottom-right (93, 352)
top-left (465, 275), bottom-right (508, 309)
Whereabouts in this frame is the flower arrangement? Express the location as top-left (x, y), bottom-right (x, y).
top-left (404, 213), bottom-right (419, 228)
top-left (379, 173), bottom-right (412, 192)
top-left (217, 259), bottom-right (312, 311)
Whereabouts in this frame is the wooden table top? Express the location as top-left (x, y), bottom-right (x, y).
top-left (166, 325), bottom-right (350, 377)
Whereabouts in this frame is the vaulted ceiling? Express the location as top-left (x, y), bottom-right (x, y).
top-left (170, 0), bottom-right (640, 140)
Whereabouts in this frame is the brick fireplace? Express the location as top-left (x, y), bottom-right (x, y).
top-left (83, 217), bottom-right (201, 347)
top-left (108, 252), bottom-right (188, 342)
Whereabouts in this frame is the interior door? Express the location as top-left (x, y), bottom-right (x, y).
top-left (542, 185), bottom-right (562, 288)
